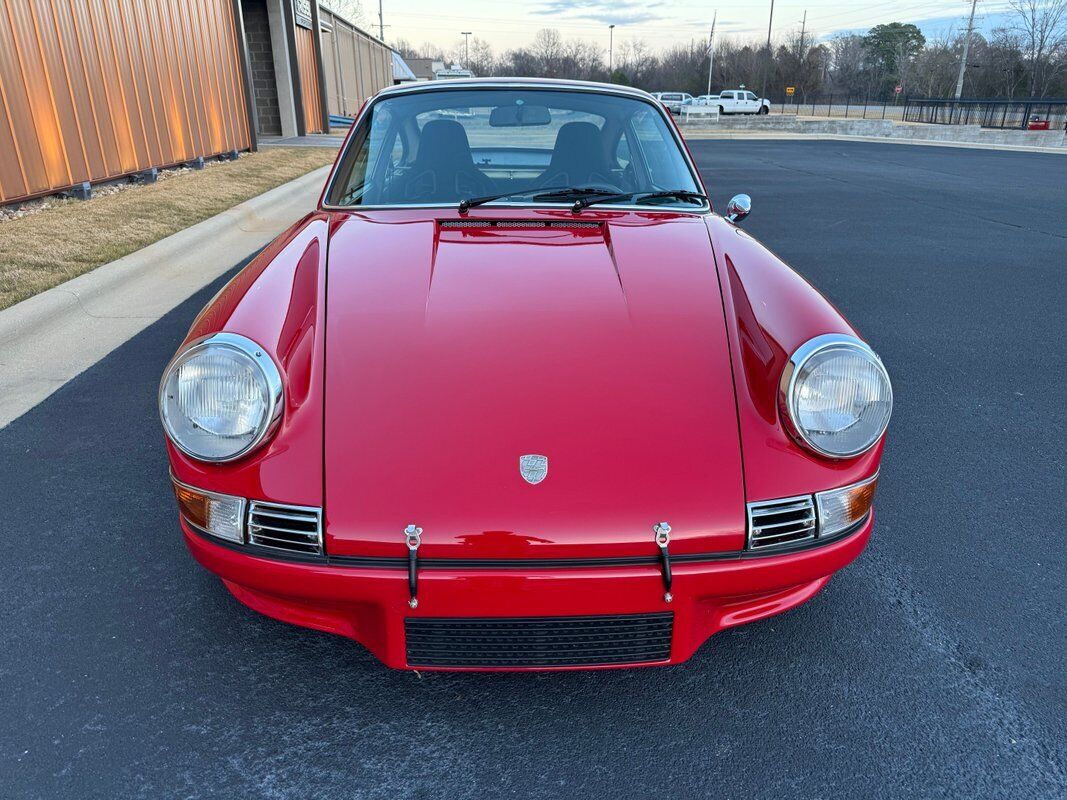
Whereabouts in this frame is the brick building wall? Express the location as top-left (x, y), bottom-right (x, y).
top-left (242, 0), bottom-right (282, 136)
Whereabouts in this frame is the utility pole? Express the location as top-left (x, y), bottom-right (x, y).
top-left (762, 0), bottom-right (775, 96)
top-left (954, 0), bottom-right (979, 100)
top-left (608, 24), bottom-right (616, 75)
top-left (378, 0), bottom-right (384, 41)
top-left (799, 9), bottom-right (806, 55)
top-left (461, 31), bottom-right (472, 68)
top-left (706, 11), bottom-right (717, 96)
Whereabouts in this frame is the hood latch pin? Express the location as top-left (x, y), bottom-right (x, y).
top-left (405, 524), bottom-right (423, 609)
top-left (654, 522), bottom-right (673, 603)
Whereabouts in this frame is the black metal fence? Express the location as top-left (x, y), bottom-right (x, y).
top-left (769, 93), bottom-right (910, 121)
top-left (901, 98), bottom-right (1067, 131)
top-left (766, 93), bottom-right (1067, 131)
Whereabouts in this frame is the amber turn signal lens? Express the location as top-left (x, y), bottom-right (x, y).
top-left (172, 480), bottom-right (246, 543)
top-left (815, 474), bottom-right (878, 538)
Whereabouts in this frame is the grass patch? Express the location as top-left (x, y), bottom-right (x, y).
top-left (0, 147), bottom-right (336, 310)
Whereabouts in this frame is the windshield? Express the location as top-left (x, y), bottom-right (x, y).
top-left (325, 87), bottom-right (704, 210)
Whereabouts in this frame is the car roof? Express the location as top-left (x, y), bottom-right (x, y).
top-left (378, 77), bottom-right (656, 102)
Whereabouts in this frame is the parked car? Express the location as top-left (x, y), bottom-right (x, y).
top-left (717, 89), bottom-right (771, 114)
top-left (652, 91), bottom-right (694, 114)
top-left (693, 94), bottom-right (720, 106)
top-left (159, 78), bottom-right (892, 671)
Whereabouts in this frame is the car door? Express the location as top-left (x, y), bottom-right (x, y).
top-left (745, 92), bottom-right (759, 113)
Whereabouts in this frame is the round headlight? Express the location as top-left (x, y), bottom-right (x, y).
top-left (159, 333), bottom-right (282, 462)
top-left (781, 334), bottom-right (892, 459)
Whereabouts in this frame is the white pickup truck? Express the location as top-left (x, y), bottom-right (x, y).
top-left (715, 90), bottom-right (771, 115)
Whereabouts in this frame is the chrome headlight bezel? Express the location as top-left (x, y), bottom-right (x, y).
top-left (779, 333), bottom-right (893, 459)
top-left (159, 332), bottom-right (283, 463)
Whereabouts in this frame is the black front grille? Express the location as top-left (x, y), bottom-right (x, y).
top-left (405, 613), bottom-right (673, 668)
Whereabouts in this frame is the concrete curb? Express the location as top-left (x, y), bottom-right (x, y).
top-left (0, 165), bottom-right (331, 429)
top-left (683, 130), bottom-right (1067, 154)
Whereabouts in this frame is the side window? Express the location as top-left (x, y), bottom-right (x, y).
top-left (629, 109), bottom-right (688, 188)
top-left (329, 108), bottom-right (392, 204)
top-left (746, 92), bottom-right (758, 101)
top-left (366, 107), bottom-right (392, 162)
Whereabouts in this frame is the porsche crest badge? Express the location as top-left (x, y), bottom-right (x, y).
top-left (519, 454), bottom-right (548, 485)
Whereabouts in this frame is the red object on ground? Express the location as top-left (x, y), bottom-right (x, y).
top-left (1028, 118), bottom-right (1050, 130)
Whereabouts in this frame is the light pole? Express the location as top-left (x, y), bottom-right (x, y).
top-left (378, 0), bottom-right (384, 41)
top-left (461, 31), bottom-right (472, 69)
top-left (608, 24), bottom-right (616, 76)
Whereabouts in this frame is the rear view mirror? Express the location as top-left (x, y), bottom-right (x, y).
top-left (489, 104), bottom-right (551, 127)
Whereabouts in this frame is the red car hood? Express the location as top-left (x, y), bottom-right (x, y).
top-left (323, 210), bottom-right (745, 559)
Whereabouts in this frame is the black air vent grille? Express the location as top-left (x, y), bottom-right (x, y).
top-left (747, 495), bottom-right (817, 550)
top-left (247, 501), bottom-right (323, 555)
top-left (439, 219), bottom-right (601, 229)
top-left (406, 613), bottom-right (673, 668)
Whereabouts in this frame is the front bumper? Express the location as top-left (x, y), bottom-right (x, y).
top-left (182, 515), bottom-right (872, 670)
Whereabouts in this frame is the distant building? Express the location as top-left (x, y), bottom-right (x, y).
top-left (406, 59), bottom-right (446, 82)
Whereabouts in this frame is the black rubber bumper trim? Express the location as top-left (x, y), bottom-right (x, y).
top-left (185, 517), bottom-right (868, 569)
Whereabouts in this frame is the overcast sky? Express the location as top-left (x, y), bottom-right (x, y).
top-left (379, 0), bottom-right (1020, 54)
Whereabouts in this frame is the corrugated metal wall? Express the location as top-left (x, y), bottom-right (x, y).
top-left (319, 8), bottom-right (392, 118)
top-left (293, 23), bottom-right (324, 133)
top-left (0, 0), bottom-right (252, 204)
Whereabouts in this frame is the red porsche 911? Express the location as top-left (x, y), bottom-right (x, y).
top-left (160, 79), bottom-right (892, 670)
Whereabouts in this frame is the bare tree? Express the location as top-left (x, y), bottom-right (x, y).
top-left (1009, 0), bottom-right (1067, 95)
top-left (912, 33), bottom-right (962, 97)
top-left (618, 40), bottom-right (655, 86)
top-left (322, 0), bottom-right (364, 26)
top-left (986, 27), bottom-right (1030, 98)
top-left (829, 34), bottom-right (869, 94)
top-left (395, 17), bottom-right (1067, 100)
top-left (468, 38), bottom-right (496, 77)
top-left (393, 39), bottom-right (446, 61)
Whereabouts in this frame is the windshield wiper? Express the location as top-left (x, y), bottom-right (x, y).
top-left (459, 186), bottom-right (621, 213)
top-left (571, 190), bottom-right (709, 212)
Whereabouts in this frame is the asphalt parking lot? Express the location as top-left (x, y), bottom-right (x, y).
top-left (2, 140), bottom-right (1064, 799)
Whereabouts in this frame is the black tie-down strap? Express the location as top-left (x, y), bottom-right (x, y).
top-left (654, 522), bottom-right (673, 603)
top-left (405, 525), bottom-right (422, 609)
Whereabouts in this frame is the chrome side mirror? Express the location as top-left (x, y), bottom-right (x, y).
top-left (726, 194), bottom-right (751, 223)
